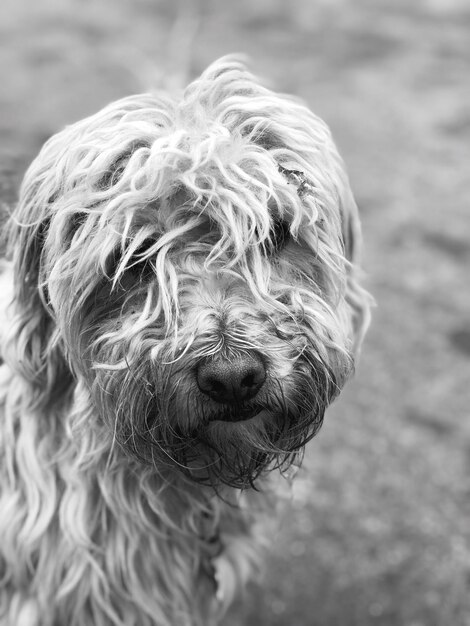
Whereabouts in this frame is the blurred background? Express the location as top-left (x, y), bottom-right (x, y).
top-left (1, 0), bottom-right (469, 624)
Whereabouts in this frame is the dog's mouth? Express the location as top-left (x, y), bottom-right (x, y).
top-left (185, 405), bottom-right (309, 488)
top-left (204, 407), bottom-right (284, 446)
top-left (210, 405), bottom-right (270, 423)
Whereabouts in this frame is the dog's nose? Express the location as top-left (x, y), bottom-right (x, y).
top-left (196, 353), bottom-right (266, 404)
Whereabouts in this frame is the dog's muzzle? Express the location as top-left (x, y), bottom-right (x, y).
top-left (196, 352), bottom-right (266, 419)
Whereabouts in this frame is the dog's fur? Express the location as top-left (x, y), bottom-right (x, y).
top-left (0, 58), bottom-right (371, 625)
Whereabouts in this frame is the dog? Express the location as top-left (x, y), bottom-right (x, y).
top-left (0, 57), bottom-right (371, 626)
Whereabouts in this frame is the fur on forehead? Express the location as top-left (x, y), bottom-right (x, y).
top-left (22, 60), bottom-right (345, 224)
top-left (12, 57), bottom-right (353, 323)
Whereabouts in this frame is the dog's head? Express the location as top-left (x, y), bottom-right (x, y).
top-left (6, 58), bottom-right (370, 487)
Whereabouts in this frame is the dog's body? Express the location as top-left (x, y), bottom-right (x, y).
top-left (0, 58), bottom-right (370, 625)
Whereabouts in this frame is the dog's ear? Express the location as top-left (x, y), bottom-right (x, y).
top-left (5, 156), bottom-right (74, 402)
top-left (340, 187), bottom-right (372, 357)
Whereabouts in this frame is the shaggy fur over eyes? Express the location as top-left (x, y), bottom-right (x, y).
top-left (0, 57), bottom-right (371, 626)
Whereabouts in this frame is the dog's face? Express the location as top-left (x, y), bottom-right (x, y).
top-left (8, 59), bottom-right (370, 488)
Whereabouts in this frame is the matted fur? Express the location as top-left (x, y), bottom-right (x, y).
top-left (0, 57), bottom-right (371, 625)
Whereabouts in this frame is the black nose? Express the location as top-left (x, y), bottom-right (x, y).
top-left (196, 353), bottom-right (266, 404)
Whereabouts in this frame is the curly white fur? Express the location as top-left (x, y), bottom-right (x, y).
top-left (0, 57), bottom-right (371, 626)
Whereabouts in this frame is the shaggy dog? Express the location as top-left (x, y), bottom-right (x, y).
top-left (0, 57), bottom-right (371, 625)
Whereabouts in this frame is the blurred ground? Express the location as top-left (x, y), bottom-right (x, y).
top-left (1, 0), bottom-right (469, 624)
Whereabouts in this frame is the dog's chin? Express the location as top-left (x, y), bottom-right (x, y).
top-left (178, 407), bottom-right (320, 488)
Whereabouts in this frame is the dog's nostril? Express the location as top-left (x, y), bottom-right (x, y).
top-left (241, 372), bottom-right (256, 389)
top-left (206, 378), bottom-right (226, 396)
top-left (197, 353), bottom-right (266, 404)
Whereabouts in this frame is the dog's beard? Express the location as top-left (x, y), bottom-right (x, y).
top-left (83, 325), bottom-right (347, 489)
